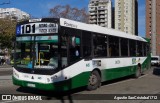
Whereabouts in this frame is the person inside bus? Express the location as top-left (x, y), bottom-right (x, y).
top-left (48, 47), bottom-right (58, 69)
top-left (48, 57), bottom-right (58, 68)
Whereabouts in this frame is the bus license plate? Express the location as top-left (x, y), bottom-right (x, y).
top-left (27, 83), bottom-right (36, 87)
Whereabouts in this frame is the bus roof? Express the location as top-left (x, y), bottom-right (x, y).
top-left (60, 18), bottom-right (147, 42)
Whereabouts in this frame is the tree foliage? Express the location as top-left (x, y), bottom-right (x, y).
top-left (50, 5), bottom-right (89, 23)
top-left (0, 18), bottom-right (17, 49)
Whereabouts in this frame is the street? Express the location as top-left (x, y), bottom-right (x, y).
top-left (0, 66), bottom-right (160, 103)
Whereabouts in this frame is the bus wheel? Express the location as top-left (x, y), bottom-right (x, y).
top-left (134, 66), bottom-right (141, 78)
top-left (87, 70), bottom-right (101, 91)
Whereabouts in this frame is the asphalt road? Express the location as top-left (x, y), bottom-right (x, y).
top-left (0, 66), bottom-right (160, 103)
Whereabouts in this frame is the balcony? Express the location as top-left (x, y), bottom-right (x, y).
top-left (99, 16), bottom-right (105, 18)
top-left (89, 20), bottom-right (97, 23)
top-left (99, 12), bottom-right (105, 14)
top-left (98, 7), bottom-right (107, 10)
top-left (89, 12), bottom-right (96, 15)
top-left (98, 19), bottom-right (105, 23)
top-left (90, 16), bottom-right (97, 19)
top-left (99, 24), bottom-right (105, 27)
top-left (89, 8), bottom-right (96, 11)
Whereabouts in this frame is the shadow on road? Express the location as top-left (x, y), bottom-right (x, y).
top-left (16, 86), bottom-right (86, 101)
top-left (101, 74), bottom-right (144, 87)
top-left (153, 67), bottom-right (160, 76)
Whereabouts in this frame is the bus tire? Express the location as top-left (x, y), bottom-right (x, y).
top-left (87, 70), bottom-right (101, 91)
top-left (134, 66), bottom-right (141, 78)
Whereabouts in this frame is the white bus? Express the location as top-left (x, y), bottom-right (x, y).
top-left (13, 18), bottom-right (151, 91)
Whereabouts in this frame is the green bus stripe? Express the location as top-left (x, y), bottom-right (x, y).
top-left (13, 72), bottom-right (90, 91)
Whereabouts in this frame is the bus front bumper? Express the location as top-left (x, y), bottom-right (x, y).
top-left (12, 76), bottom-right (72, 91)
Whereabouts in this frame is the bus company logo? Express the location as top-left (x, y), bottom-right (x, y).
top-left (86, 63), bottom-right (90, 67)
top-left (2, 95), bottom-right (12, 100)
top-left (29, 19), bottom-right (42, 22)
top-left (64, 21), bottom-right (77, 28)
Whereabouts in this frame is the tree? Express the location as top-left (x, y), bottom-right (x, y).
top-left (50, 5), bottom-right (89, 23)
top-left (0, 18), bottom-right (16, 49)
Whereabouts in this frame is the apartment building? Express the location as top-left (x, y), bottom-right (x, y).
top-left (0, 8), bottom-right (30, 20)
top-left (146, 0), bottom-right (160, 56)
top-left (115, 0), bottom-right (138, 35)
top-left (88, 0), bottom-right (112, 28)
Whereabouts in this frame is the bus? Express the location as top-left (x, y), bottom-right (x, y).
top-left (13, 18), bottom-right (151, 91)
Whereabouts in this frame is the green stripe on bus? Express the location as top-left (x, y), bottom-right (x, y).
top-left (101, 56), bottom-right (151, 81)
top-left (12, 72), bottom-right (90, 91)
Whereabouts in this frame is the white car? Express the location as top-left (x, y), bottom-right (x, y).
top-left (151, 56), bottom-right (160, 66)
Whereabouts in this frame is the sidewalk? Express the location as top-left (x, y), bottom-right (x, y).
top-left (0, 75), bottom-right (12, 80)
top-left (0, 64), bottom-right (12, 68)
top-left (0, 64), bottom-right (12, 71)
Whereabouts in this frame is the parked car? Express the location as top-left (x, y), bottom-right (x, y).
top-left (151, 56), bottom-right (160, 66)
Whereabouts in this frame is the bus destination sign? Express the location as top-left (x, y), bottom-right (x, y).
top-left (16, 23), bottom-right (58, 35)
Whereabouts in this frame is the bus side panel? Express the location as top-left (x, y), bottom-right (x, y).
top-left (101, 65), bottom-right (136, 81)
top-left (100, 57), bottom-right (149, 82)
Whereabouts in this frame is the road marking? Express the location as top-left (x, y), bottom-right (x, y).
top-left (139, 74), bottom-right (148, 78)
top-left (0, 76), bottom-right (12, 80)
top-left (103, 74), bottom-right (148, 87)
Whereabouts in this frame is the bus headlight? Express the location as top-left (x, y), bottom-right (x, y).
top-left (13, 71), bottom-right (19, 79)
top-left (51, 75), bottom-right (58, 82)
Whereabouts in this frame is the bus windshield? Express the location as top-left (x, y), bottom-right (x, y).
top-left (15, 41), bottom-right (33, 69)
top-left (15, 36), bottom-right (59, 69)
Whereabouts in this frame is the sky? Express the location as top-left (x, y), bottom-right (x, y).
top-left (0, 0), bottom-right (145, 37)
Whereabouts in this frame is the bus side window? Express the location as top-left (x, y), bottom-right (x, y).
top-left (69, 36), bottom-right (81, 63)
top-left (61, 35), bottom-right (68, 67)
top-left (121, 38), bottom-right (128, 57)
top-left (109, 36), bottom-right (119, 57)
top-left (143, 43), bottom-right (146, 56)
top-left (137, 41), bottom-right (143, 56)
top-left (129, 40), bottom-right (136, 56)
top-left (82, 31), bottom-right (92, 58)
top-left (93, 34), bottom-right (107, 57)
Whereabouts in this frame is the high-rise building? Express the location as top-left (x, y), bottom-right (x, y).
top-left (146, 0), bottom-right (160, 56)
top-left (88, 0), bottom-right (112, 28)
top-left (0, 8), bottom-right (30, 21)
top-left (115, 0), bottom-right (138, 35)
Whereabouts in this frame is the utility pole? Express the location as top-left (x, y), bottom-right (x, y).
top-left (151, 0), bottom-right (157, 56)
